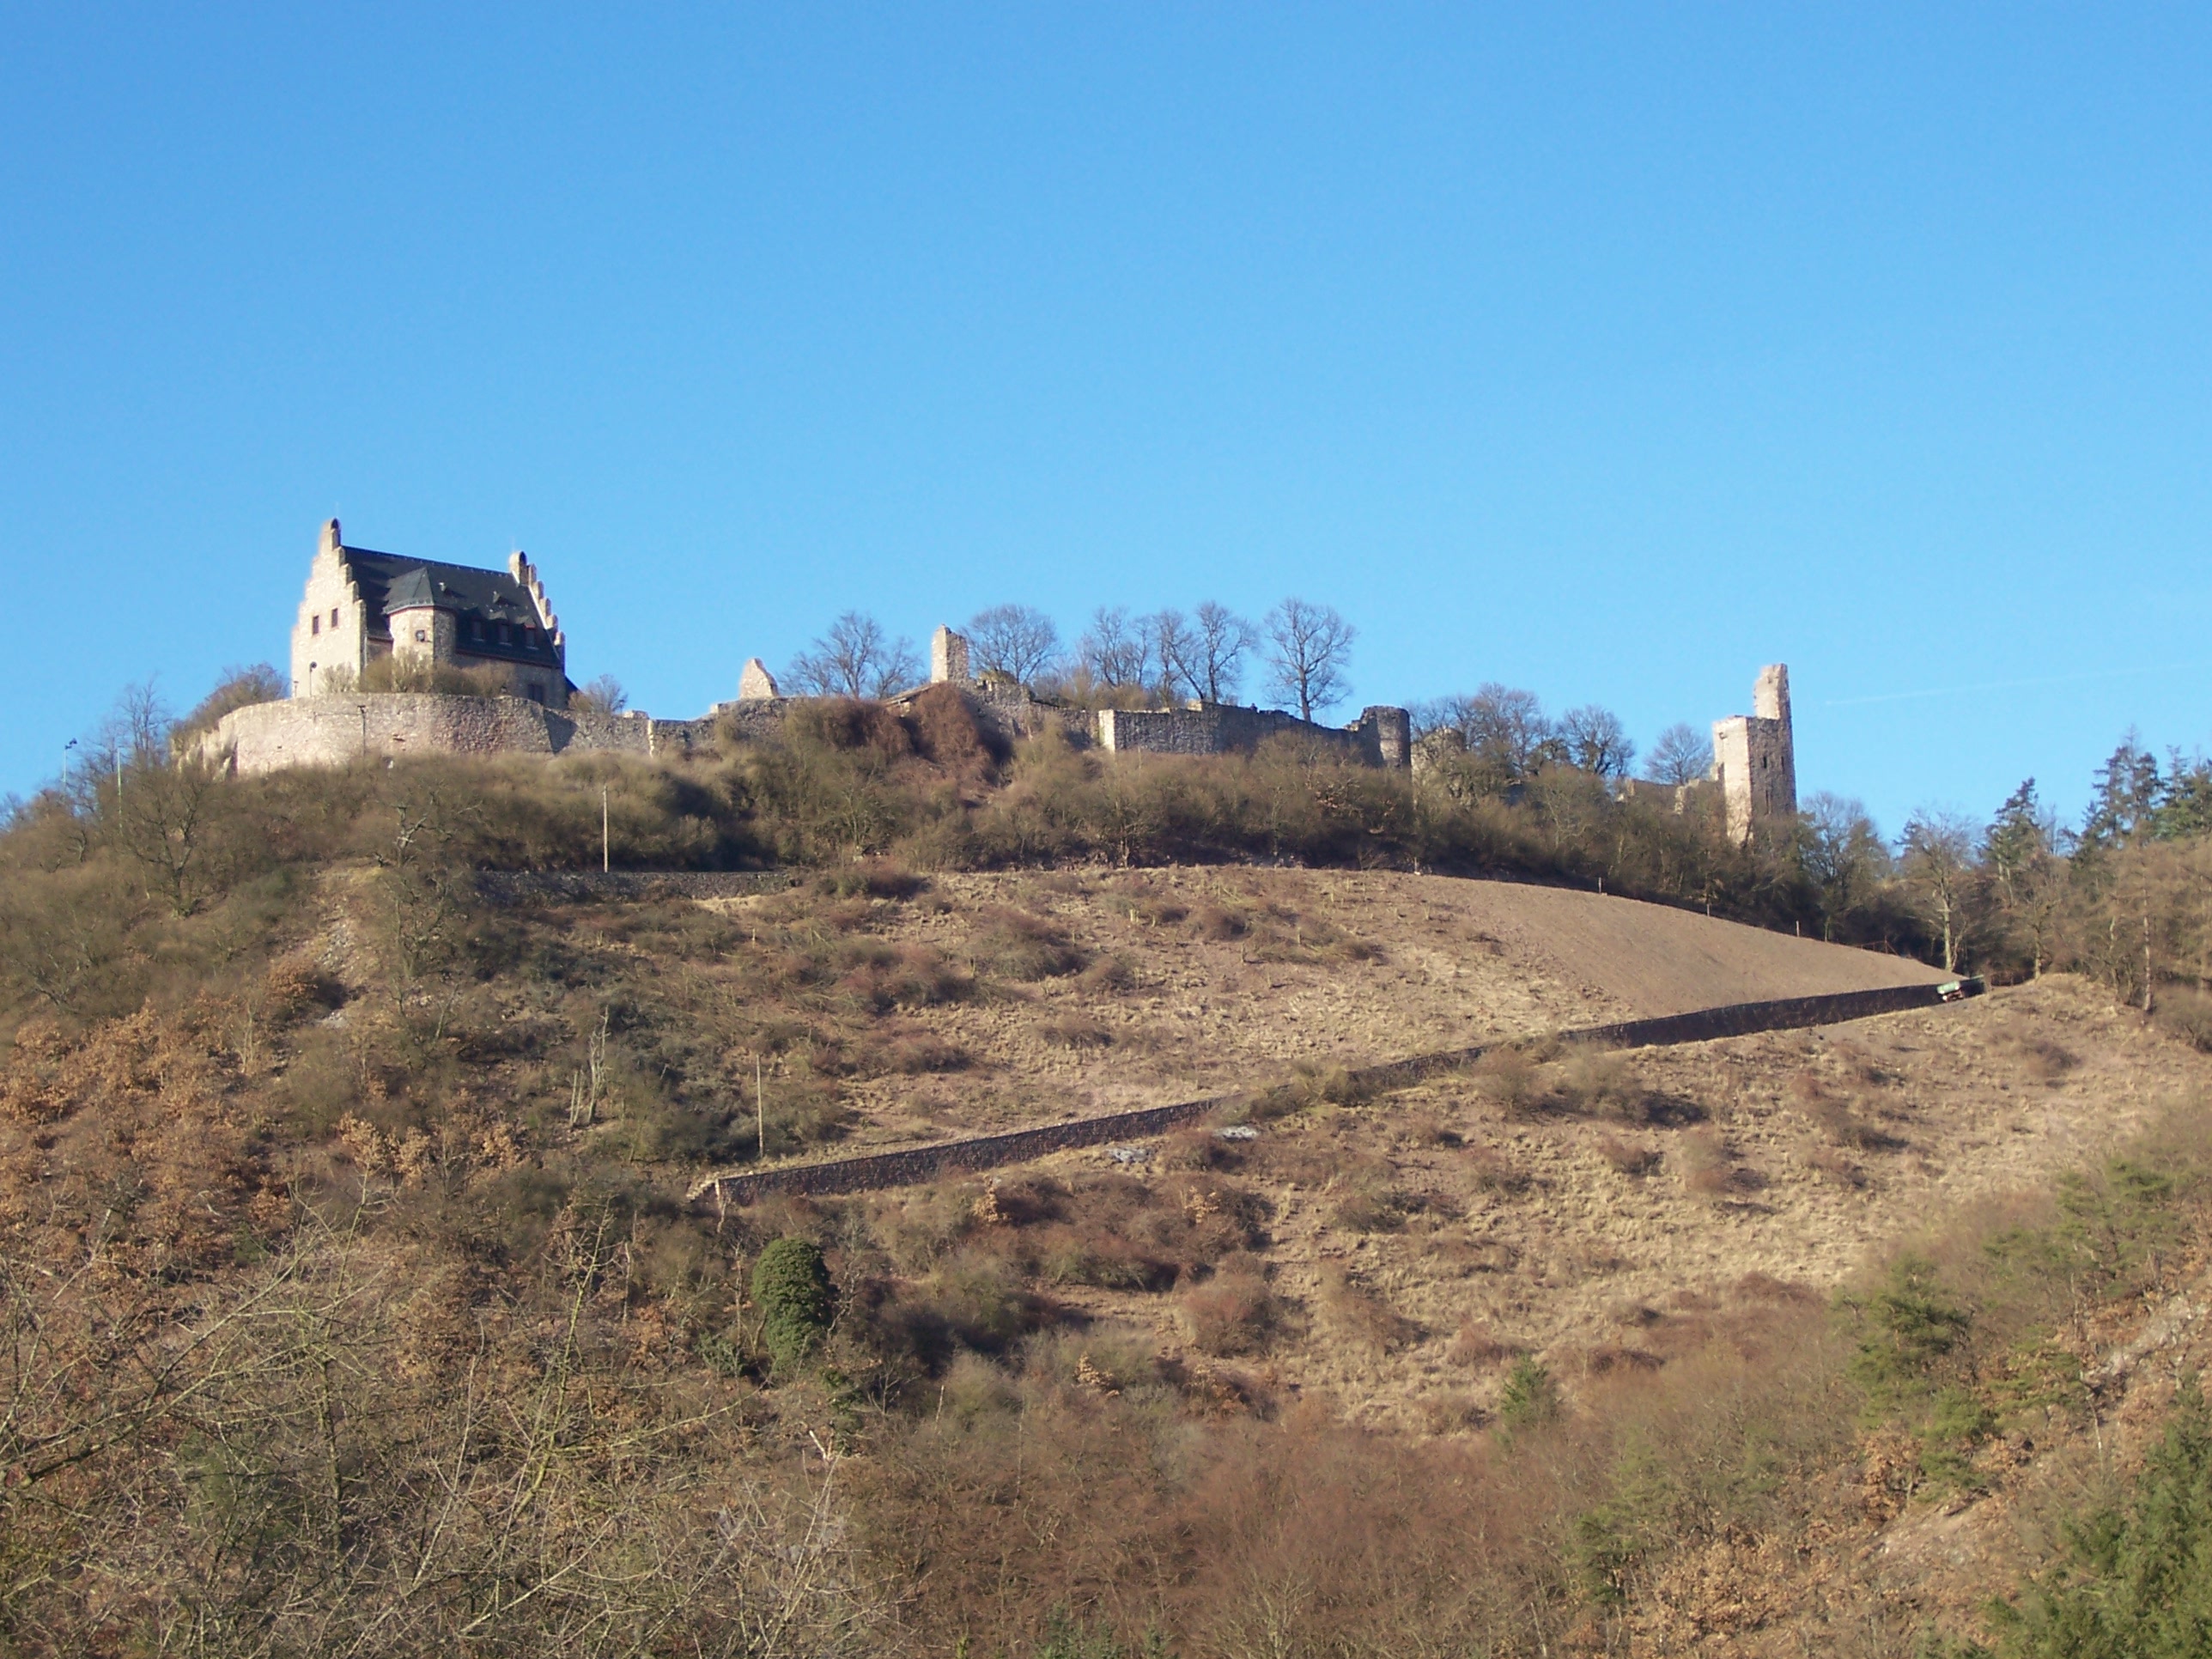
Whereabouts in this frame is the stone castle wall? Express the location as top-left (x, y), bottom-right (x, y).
top-left (204, 695), bottom-right (720, 776)
top-left (1097, 702), bottom-right (1410, 769)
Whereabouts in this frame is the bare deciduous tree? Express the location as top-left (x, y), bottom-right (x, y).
top-left (787, 613), bottom-right (921, 700)
top-left (1171, 601), bottom-right (1258, 704)
top-left (1801, 793), bottom-right (1890, 941)
top-left (1644, 723), bottom-right (1713, 787)
top-left (1262, 599), bottom-right (1354, 721)
top-left (1557, 705), bottom-right (1636, 779)
top-left (966, 605), bottom-right (1062, 685)
top-left (570, 673), bottom-right (629, 714)
top-left (1077, 607), bottom-right (1149, 689)
top-left (1900, 809), bottom-right (1984, 973)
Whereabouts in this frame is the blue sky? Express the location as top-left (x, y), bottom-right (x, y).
top-left (3, 5), bottom-right (2207, 835)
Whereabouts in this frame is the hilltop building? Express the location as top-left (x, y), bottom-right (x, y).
top-left (291, 519), bottom-right (574, 707)
top-left (1711, 665), bottom-right (1796, 844)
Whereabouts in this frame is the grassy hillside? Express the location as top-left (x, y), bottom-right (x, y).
top-left (2, 707), bottom-right (2210, 1655)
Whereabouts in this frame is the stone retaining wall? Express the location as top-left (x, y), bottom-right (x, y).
top-left (475, 870), bottom-right (791, 903)
top-left (688, 977), bottom-right (1980, 1208)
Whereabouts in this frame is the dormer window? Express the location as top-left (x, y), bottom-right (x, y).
top-left (524, 626), bottom-right (538, 647)
top-left (499, 623), bottom-right (512, 645)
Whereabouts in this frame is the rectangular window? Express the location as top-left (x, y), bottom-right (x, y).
top-left (331, 607), bottom-right (340, 628)
top-left (526, 682), bottom-right (544, 703)
top-left (498, 623), bottom-right (511, 645)
top-left (311, 615), bottom-right (321, 635)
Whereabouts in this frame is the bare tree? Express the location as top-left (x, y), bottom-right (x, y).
top-left (1644, 723), bottom-right (1713, 786)
top-left (1262, 598), bottom-right (1355, 721)
top-left (1077, 607), bottom-right (1149, 690)
top-left (966, 605), bottom-right (1061, 685)
top-left (1557, 705), bottom-right (1635, 778)
top-left (1800, 793), bottom-right (1889, 941)
top-left (787, 613), bottom-right (921, 700)
top-left (571, 674), bottom-right (629, 715)
top-left (1899, 809), bottom-right (1983, 973)
top-left (1158, 601), bottom-right (1247, 703)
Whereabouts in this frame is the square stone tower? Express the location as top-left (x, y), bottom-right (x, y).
top-left (930, 625), bottom-right (972, 684)
top-left (1711, 665), bottom-right (1796, 845)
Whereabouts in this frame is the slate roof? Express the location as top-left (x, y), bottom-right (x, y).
top-left (343, 547), bottom-right (560, 667)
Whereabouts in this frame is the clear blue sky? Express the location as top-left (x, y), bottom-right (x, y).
top-left (3, 6), bottom-right (2207, 836)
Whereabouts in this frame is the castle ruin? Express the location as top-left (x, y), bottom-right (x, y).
top-left (1711, 665), bottom-right (1796, 844)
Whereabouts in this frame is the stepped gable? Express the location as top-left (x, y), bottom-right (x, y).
top-left (290, 517), bottom-right (573, 708)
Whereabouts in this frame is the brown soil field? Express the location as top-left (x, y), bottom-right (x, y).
top-left (709, 866), bottom-right (1944, 1146)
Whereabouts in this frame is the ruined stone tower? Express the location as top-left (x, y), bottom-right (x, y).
top-left (1711, 665), bottom-right (1796, 845)
top-left (930, 624), bottom-right (972, 685)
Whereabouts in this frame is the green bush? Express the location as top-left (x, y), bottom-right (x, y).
top-left (1975, 1378), bottom-right (2212, 1657)
top-left (752, 1237), bottom-right (836, 1376)
top-left (1497, 1355), bottom-right (1561, 1434)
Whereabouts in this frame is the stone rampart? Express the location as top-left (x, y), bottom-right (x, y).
top-left (1098, 702), bottom-right (1410, 769)
top-left (689, 976), bottom-right (1979, 1208)
top-left (205, 695), bottom-right (720, 775)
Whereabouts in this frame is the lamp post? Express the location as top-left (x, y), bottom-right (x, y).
top-left (61, 738), bottom-right (76, 796)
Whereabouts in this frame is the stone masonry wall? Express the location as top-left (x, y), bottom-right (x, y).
top-left (1711, 664), bottom-right (1796, 844)
top-left (206, 695), bottom-right (720, 775)
top-left (689, 977), bottom-right (1978, 1208)
top-left (1098, 702), bottom-right (1411, 769)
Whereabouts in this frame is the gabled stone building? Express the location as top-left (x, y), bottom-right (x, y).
top-left (290, 519), bottom-right (574, 707)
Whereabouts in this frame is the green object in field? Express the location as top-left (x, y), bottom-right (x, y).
top-left (752, 1237), bottom-right (836, 1376)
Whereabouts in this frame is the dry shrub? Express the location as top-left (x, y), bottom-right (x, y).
top-left (1319, 1267), bottom-right (1420, 1353)
top-left (1595, 1133), bottom-right (1661, 1176)
top-left (1473, 1047), bottom-right (1542, 1116)
top-left (969, 906), bottom-right (1088, 981)
top-left (1805, 1145), bottom-right (1867, 1188)
top-left (1038, 1013), bottom-right (1113, 1049)
top-left (1465, 1144), bottom-right (1531, 1195)
top-left (905, 681), bottom-right (1004, 771)
top-left (1735, 1270), bottom-right (1820, 1304)
top-left (1115, 886), bottom-right (1188, 927)
top-left (1788, 1069), bottom-right (1899, 1151)
top-left (2017, 1031), bottom-right (2086, 1076)
top-left (878, 1032), bottom-right (969, 1074)
top-left (1418, 1391), bottom-right (1485, 1433)
top-left (1407, 1110), bottom-right (1465, 1148)
top-left (789, 696), bottom-right (914, 759)
top-left (1680, 1128), bottom-right (1738, 1198)
top-left (1555, 1048), bottom-right (1648, 1120)
top-left (1329, 1185), bottom-right (1410, 1233)
top-left (1446, 1319), bottom-right (1516, 1369)
top-left (817, 858), bottom-right (927, 900)
top-left (836, 943), bottom-right (971, 1012)
top-left (1190, 900), bottom-right (1248, 941)
top-left (1579, 1344), bottom-right (1663, 1376)
top-left (1425, 1233), bottom-right (1518, 1275)
top-left (1077, 953), bottom-right (1137, 994)
top-left (1827, 1038), bottom-right (1891, 1085)
top-left (1182, 1270), bottom-right (1279, 1356)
